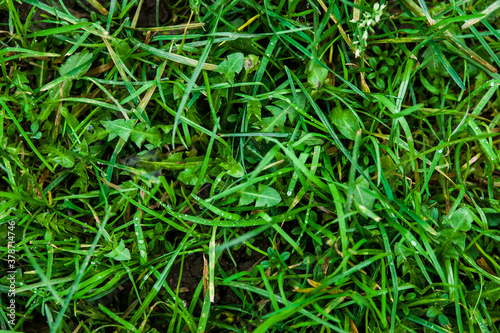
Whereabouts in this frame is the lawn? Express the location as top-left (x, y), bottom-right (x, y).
top-left (1, 0), bottom-right (500, 332)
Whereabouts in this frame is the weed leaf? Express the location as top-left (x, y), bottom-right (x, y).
top-left (247, 100), bottom-right (262, 121)
top-left (238, 184), bottom-right (258, 206)
top-left (307, 60), bottom-right (328, 90)
top-left (216, 52), bottom-right (244, 85)
top-left (45, 144), bottom-right (75, 168)
top-left (330, 107), bottom-right (360, 140)
top-left (59, 51), bottom-right (94, 77)
top-left (257, 98), bottom-right (300, 132)
top-left (237, 184), bottom-right (281, 207)
top-left (105, 240), bottom-right (131, 261)
top-left (353, 176), bottom-right (376, 211)
top-left (102, 119), bottom-right (136, 142)
top-left (255, 185), bottom-right (282, 207)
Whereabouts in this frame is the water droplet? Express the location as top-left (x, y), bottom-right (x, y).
top-left (480, 196), bottom-right (484, 200)
top-left (152, 65), bottom-right (157, 69)
top-left (411, 240), bottom-right (417, 246)
top-left (287, 190), bottom-right (292, 196)
top-left (438, 149), bottom-right (443, 153)
top-left (138, 240), bottom-right (144, 244)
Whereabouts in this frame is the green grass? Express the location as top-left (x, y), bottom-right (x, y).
top-left (1, 0), bottom-right (500, 332)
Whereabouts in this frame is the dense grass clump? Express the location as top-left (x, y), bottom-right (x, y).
top-left (1, 0), bottom-right (500, 332)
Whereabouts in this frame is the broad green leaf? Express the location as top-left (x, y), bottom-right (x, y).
top-left (484, 281), bottom-right (500, 303)
top-left (105, 240), bottom-right (131, 261)
top-left (307, 60), bottom-right (328, 90)
top-left (11, 70), bottom-right (32, 92)
top-left (257, 107), bottom-right (286, 132)
top-left (274, 99), bottom-right (299, 123)
top-left (247, 100), bottom-right (262, 121)
top-left (218, 153), bottom-right (245, 178)
top-left (178, 164), bottom-right (203, 185)
top-left (101, 119), bottom-right (136, 142)
top-left (39, 51), bottom-right (94, 120)
top-left (216, 52), bottom-right (244, 85)
top-left (130, 123), bottom-right (162, 148)
top-left (59, 50), bottom-right (94, 77)
top-left (438, 207), bottom-right (473, 259)
top-left (329, 107), bottom-right (360, 140)
top-left (45, 144), bottom-right (75, 168)
top-left (255, 185), bottom-right (282, 207)
top-left (466, 281), bottom-right (500, 305)
top-left (352, 176), bottom-right (376, 211)
top-left (121, 150), bottom-right (204, 175)
top-left (71, 162), bottom-right (88, 192)
top-left (238, 184), bottom-right (258, 206)
top-left (257, 97), bottom-right (301, 132)
top-left (445, 207), bottom-right (473, 233)
top-left (426, 306), bottom-right (441, 318)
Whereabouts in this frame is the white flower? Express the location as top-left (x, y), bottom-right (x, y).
top-left (350, 1), bottom-right (386, 58)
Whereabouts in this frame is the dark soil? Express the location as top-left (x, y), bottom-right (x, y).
top-left (166, 237), bottom-right (267, 307)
